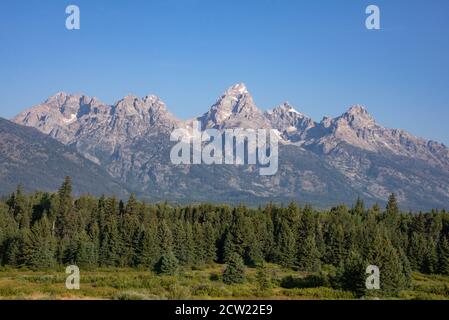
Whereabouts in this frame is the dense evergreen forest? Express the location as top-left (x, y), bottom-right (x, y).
top-left (1, 177), bottom-right (449, 297)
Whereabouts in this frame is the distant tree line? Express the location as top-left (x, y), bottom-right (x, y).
top-left (1, 177), bottom-right (449, 296)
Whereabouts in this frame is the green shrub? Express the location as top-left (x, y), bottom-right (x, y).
top-left (223, 253), bottom-right (245, 285)
top-left (209, 272), bottom-right (220, 281)
top-left (281, 273), bottom-right (328, 289)
top-left (282, 287), bottom-right (355, 299)
top-left (114, 291), bottom-right (147, 300)
top-left (256, 268), bottom-right (272, 290)
top-left (192, 284), bottom-right (230, 297)
top-left (157, 253), bottom-right (179, 275)
top-left (167, 284), bottom-right (191, 299)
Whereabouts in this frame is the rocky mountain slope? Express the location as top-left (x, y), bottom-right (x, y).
top-left (197, 83), bottom-right (271, 130)
top-left (11, 84), bottom-right (449, 210)
top-left (0, 118), bottom-right (128, 197)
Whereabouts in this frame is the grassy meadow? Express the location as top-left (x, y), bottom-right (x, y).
top-left (0, 263), bottom-right (448, 300)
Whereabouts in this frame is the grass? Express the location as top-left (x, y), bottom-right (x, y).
top-left (0, 264), bottom-right (448, 300)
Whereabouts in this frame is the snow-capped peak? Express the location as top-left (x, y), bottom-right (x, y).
top-left (270, 102), bottom-right (306, 118)
top-left (225, 83), bottom-right (248, 95)
top-left (288, 107), bottom-right (300, 114)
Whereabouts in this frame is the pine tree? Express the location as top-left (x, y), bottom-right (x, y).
top-left (241, 217), bottom-right (264, 267)
top-left (397, 247), bottom-right (413, 289)
top-left (297, 234), bottom-right (321, 272)
top-left (173, 220), bottom-right (189, 265)
top-left (369, 203), bottom-right (381, 217)
top-left (245, 233), bottom-right (264, 267)
top-left (223, 230), bottom-right (236, 263)
top-left (297, 205), bottom-right (315, 240)
top-left (422, 238), bottom-right (438, 274)
top-left (203, 222), bottom-right (217, 264)
top-left (352, 197), bottom-right (365, 216)
top-left (124, 194), bottom-right (140, 216)
top-left (193, 221), bottom-right (207, 264)
top-left (223, 252), bottom-right (245, 284)
top-left (275, 220), bottom-right (296, 268)
top-left (386, 193), bottom-right (399, 216)
top-left (256, 267), bottom-right (272, 291)
top-left (121, 209), bottom-right (141, 266)
top-left (408, 232), bottom-right (427, 271)
top-left (138, 224), bottom-right (159, 269)
top-left (7, 186), bottom-right (30, 229)
top-left (333, 250), bottom-right (366, 297)
top-left (3, 234), bottom-right (23, 267)
top-left (222, 211), bottom-right (252, 263)
top-left (55, 177), bottom-right (73, 239)
top-left (1, 188), bottom-right (449, 291)
top-left (0, 204), bottom-right (20, 265)
top-left (99, 198), bottom-right (122, 267)
top-left (263, 210), bottom-right (276, 260)
top-left (22, 215), bottom-right (56, 269)
top-left (157, 220), bottom-right (173, 254)
top-left (314, 222), bottom-right (326, 259)
top-left (77, 239), bottom-right (98, 268)
top-left (438, 236), bottom-right (449, 275)
top-left (64, 231), bottom-right (98, 268)
top-left (367, 231), bottom-right (410, 294)
top-left (157, 252), bottom-right (179, 275)
top-left (87, 220), bottom-right (100, 261)
top-left (378, 244), bottom-right (410, 293)
top-left (324, 223), bottom-right (346, 266)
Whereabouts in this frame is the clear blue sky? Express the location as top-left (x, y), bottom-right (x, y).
top-left (1, 0), bottom-right (449, 144)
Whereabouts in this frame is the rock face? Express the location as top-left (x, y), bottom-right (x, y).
top-left (265, 102), bottom-right (315, 142)
top-left (0, 118), bottom-right (128, 197)
top-left (197, 83), bottom-right (271, 130)
top-left (12, 84), bottom-right (449, 210)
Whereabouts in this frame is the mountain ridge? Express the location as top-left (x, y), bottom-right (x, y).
top-left (15, 87), bottom-right (447, 149)
top-left (10, 83), bottom-right (449, 210)
top-left (0, 117), bottom-right (129, 198)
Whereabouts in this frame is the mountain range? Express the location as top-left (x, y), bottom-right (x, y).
top-left (0, 118), bottom-right (127, 197)
top-left (6, 83), bottom-right (449, 210)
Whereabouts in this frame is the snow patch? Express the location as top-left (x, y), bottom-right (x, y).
top-left (288, 107), bottom-right (301, 115)
top-left (63, 114), bottom-right (77, 124)
top-left (237, 86), bottom-right (248, 94)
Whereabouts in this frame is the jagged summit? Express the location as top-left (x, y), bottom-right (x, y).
top-left (13, 91), bottom-right (180, 147)
top-left (269, 102), bottom-right (305, 116)
top-left (342, 105), bottom-right (376, 125)
top-left (347, 104), bottom-right (368, 114)
top-left (45, 91), bottom-right (69, 101)
top-left (143, 94), bottom-right (161, 102)
top-left (45, 91), bottom-right (75, 101)
top-left (44, 92), bottom-right (96, 106)
top-left (10, 83), bottom-right (449, 210)
top-left (265, 102), bottom-right (315, 141)
top-left (219, 83), bottom-right (252, 102)
top-left (345, 104), bottom-right (373, 117)
top-left (120, 94), bottom-right (140, 101)
top-left (198, 83), bottom-right (269, 129)
top-left (44, 92), bottom-right (73, 109)
top-left (225, 83), bottom-right (249, 95)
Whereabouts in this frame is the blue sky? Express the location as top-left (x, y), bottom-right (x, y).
top-left (1, 0), bottom-right (449, 144)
